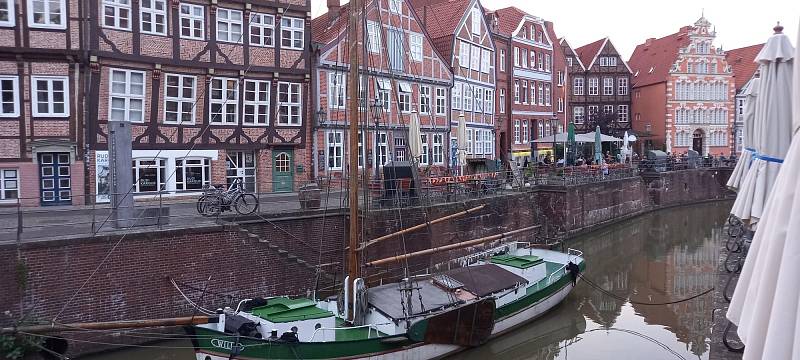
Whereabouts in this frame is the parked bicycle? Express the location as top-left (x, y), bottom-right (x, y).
top-left (197, 178), bottom-right (259, 216)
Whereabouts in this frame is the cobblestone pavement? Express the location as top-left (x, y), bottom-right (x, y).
top-left (709, 224), bottom-right (745, 360)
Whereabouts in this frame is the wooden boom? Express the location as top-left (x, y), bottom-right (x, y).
top-left (1, 316), bottom-right (217, 335)
top-left (365, 225), bottom-right (540, 267)
top-left (357, 204), bottom-right (486, 251)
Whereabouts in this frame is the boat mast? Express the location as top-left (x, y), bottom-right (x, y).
top-left (346, 0), bottom-right (362, 322)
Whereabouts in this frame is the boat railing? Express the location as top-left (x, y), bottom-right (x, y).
top-left (454, 241), bottom-right (525, 266)
top-left (308, 322), bottom-right (393, 342)
top-left (546, 248), bottom-right (583, 286)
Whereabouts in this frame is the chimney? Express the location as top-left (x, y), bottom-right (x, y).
top-left (327, 0), bottom-right (340, 17)
top-left (644, 38), bottom-right (655, 46)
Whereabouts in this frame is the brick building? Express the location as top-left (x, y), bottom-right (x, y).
top-left (0, 0), bottom-right (86, 206)
top-left (725, 43), bottom-right (763, 155)
top-left (486, 7), bottom-right (557, 164)
top-left (310, 0), bottom-right (453, 179)
top-left (629, 16), bottom-right (735, 156)
top-left (562, 37), bottom-right (632, 136)
top-left (413, 0), bottom-right (496, 165)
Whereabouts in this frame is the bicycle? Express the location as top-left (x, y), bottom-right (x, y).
top-left (197, 178), bottom-right (259, 216)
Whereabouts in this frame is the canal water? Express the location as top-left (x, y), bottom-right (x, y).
top-left (81, 201), bottom-right (730, 360)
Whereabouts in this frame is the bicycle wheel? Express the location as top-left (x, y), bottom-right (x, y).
top-left (199, 194), bottom-right (222, 217)
top-left (234, 193), bottom-right (259, 215)
top-left (197, 195), bottom-right (207, 215)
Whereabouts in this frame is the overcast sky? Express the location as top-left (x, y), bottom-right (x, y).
top-left (310, 0), bottom-right (799, 59)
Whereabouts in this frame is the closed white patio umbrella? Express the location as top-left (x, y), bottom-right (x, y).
top-left (457, 113), bottom-right (467, 174)
top-left (727, 23), bottom-right (796, 359)
top-left (726, 77), bottom-right (760, 190)
top-left (407, 110), bottom-right (423, 164)
top-left (729, 26), bottom-right (795, 225)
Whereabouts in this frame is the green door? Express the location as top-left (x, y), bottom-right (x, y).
top-left (272, 150), bottom-right (294, 192)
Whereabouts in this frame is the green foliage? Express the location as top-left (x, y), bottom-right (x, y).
top-left (0, 334), bottom-right (43, 360)
top-left (15, 260), bottom-right (28, 292)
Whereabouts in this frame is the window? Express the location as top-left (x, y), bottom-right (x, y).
top-left (328, 72), bottom-right (345, 109)
top-left (31, 76), bottom-right (69, 117)
top-left (0, 0), bottom-right (15, 26)
top-left (140, 0), bottom-right (166, 35)
top-left (599, 57), bottom-right (617, 66)
top-left (567, 57), bottom-right (573, 67)
top-left (485, 89), bottom-right (493, 114)
top-left (409, 33), bottom-right (423, 62)
top-left (0, 76), bottom-right (19, 117)
top-left (514, 80), bottom-right (520, 103)
top-left (573, 106), bottom-right (584, 124)
top-left (132, 159), bottom-right (166, 193)
top-left (373, 79), bottom-right (389, 113)
top-left (521, 81), bottom-right (527, 103)
top-left (463, 85), bottom-right (473, 111)
top-left (687, 62), bottom-right (693, 73)
top-left (398, 82), bottom-right (411, 113)
top-left (209, 77), bottom-right (238, 124)
top-left (164, 74), bottom-right (196, 124)
top-left (520, 49), bottom-right (527, 68)
top-left (500, 49), bottom-right (505, 72)
top-left (514, 120), bottom-right (520, 144)
top-left (603, 105), bottom-right (613, 115)
top-left (387, 29), bottom-right (404, 72)
top-left (588, 105), bottom-right (598, 120)
top-left (537, 122), bottom-right (544, 138)
top-left (326, 131), bottom-right (343, 170)
top-left (367, 21), bottom-right (381, 53)
top-left (435, 88), bottom-right (445, 115)
top-left (603, 78), bottom-right (613, 95)
top-left (467, 129), bottom-right (473, 154)
top-left (109, 69), bottom-right (145, 123)
top-left (176, 158), bottom-right (210, 191)
top-left (557, 71), bottom-right (564, 86)
top-left (103, 0), bottom-right (132, 29)
top-left (474, 130), bottom-right (482, 154)
top-left (545, 54), bottom-right (551, 72)
top-left (216, 8), bottom-right (242, 43)
top-left (460, 41), bottom-right (470, 69)
top-left (281, 16), bottom-right (304, 50)
top-left (557, 97), bottom-right (564, 112)
top-left (420, 134), bottom-right (428, 165)
top-left (179, 3), bottom-right (204, 39)
top-left (419, 85), bottom-right (431, 114)
top-left (588, 77), bottom-right (598, 95)
top-left (470, 46), bottom-right (480, 71)
top-left (278, 82), bottom-right (301, 125)
top-left (481, 49), bottom-right (490, 73)
top-left (389, 0), bottom-right (401, 13)
top-left (470, 8), bottom-right (480, 34)
top-left (452, 82), bottom-right (461, 110)
top-left (394, 136), bottom-right (405, 161)
top-left (375, 132), bottom-right (388, 168)
top-left (499, 89), bottom-right (505, 114)
top-left (530, 51), bottom-right (536, 70)
top-left (249, 12), bottom-right (275, 47)
top-left (432, 134), bottom-right (443, 164)
top-left (573, 77), bottom-right (584, 95)
top-left (522, 121), bottom-right (528, 143)
top-left (538, 83), bottom-right (544, 105)
top-left (30, 0), bottom-right (65, 28)
top-left (544, 84), bottom-right (550, 106)
top-left (513, 47), bottom-right (519, 67)
top-left (474, 88), bottom-right (483, 112)
top-left (618, 105), bottom-right (629, 122)
top-left (244, 80), bottom-right (270, 126)
top-left (617, 77), bottom-right (628, 95)
top-left (0, 169), bottom-right (17, 200)
top-left (538, 52), bottom-right (544, 70)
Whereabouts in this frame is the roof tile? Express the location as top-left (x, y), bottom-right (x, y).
top-left (725, 43), bottom-right (764, 91)
top-left (628, 28), bottom-right (691, 88)
top-left (575, 38), bottom-right (605, 68)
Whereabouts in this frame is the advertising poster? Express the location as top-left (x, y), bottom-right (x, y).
top-left (95, 151), bottom-right (110, 203)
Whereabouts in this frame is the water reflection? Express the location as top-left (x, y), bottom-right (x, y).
top-left (456, 201), bottom-right (730, 360)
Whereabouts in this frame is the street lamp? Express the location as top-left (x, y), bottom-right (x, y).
top-left (370, 99), bottom-right (384, 177)
top-left (316, 108), bottom-right (327, 127)
top-left (551, 114), bottom-right (558, 162)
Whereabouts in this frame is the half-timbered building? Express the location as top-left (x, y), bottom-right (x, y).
top-left (86, 0), bottom-right (312, 202)
top-left (311, 0), bottom-right (453, 179)
top-left (413, 0), bottom-right (496, 165)
top-left (0, 0), bottom-right (86, 206)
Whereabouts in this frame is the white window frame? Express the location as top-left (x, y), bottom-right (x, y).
top-left (280, 16), bottom-right (304, 50)
top-left (617, 77), bottom-right (628, 96)
top-left (573, 77), bottom-right (584, 95)
top-left (514, 120), bottom-right (520, 144)
top-left (452, 82), bottom-right (461, 110)
top-left (485, 89), bottom-right (493, 114)
top-left (409, 33), bottom-right (423, 62)
top-left (179, 3), bottom-right (204, 40)
top-left (470, 8), bottom-right (480, 34)
top-left (466, 129), bottom-right (473, 154)
top-left (278, 82), bottom-right (302, 126)
top-left (328, 72), bottom-right (345, 109)
top-left (376, 79), bottom-right (391, 113)
top-left (0, 168), bottom-right (18, 200)
top-left (460, 41), bottom-right (470, 69)
top-left (249, 12), bottom-right (275, 47)
top-left (513, 47), bottom-right (519, 67)
top-left (374, 132), bottom-right (388, 168)
top-left (522, 121), bottom-right (528, 143)
top-left (588, 77), bottom-right (598, 96)
top-left (480, 49), bottom-right (490, 74)
top-left (463, 85), bottom-right (473, 111)
top-left (367, 21), bottom-right (381, 53)
top-left (435, 88), bottom-right (446, 116)
top-left (545, 53), bottom-right (551, 72)
top-left (557, 97), bottom-right (564, 113)
top-left (175, 157), bottom-right (211, 191)
top-left (419, 85), bottom-right (431, 114)
top-left (499, 49), bottom-right (505, 72)
top-left (432, 133), bottom-right (444, 164)
top-left (0, 76), bottom-right (19, 117)
top-left (103, 0), bottom-right (132, 30)
top-left (514, 80), bottom-right (520, 103)
top-left (209, 77), bottom-right (239, 124)
top-left (398, 82), bottom-right (411, 113)
top-left (543, 84), bottom-right (549, 106)
top-left (243, 79), bottom-right (270, 126)
top-left (0, 0), bottom-right (16, 27)
top-left (29, 0), bottom-right (66, 29)
top-left (389, 0), bottom-right (401, 13)
top-left (603, 104), bottom-right (614, 115)
top-left (558, 71), bottom-right (564, 86)
top-left (140, 0), bottom-right (167, 35)
top-left (603, 78), bottom-right (614, 95)
top-left (520, 49), bottom-right (527, 68)
top-left (573, 106), bottom-right (584, 124)
top-left (326, 130), bottom-right (344, 170)
top-left (109, 68), bottom-right (146, 123)
top-left (163, 73), bottom-right (196, 124)
top-left (216, 8), bottom-right (243, 43)
top-left (470, 45), bottom-right (480, 71)
top-left (499, 89), bottom-right (505, 114)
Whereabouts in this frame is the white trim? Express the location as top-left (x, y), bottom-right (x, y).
top-left (163, 73), bottom-right (196, 125)
top-left (277, 81), bottom-right (302, 126)
top-left (208, 76), bottom-right (239, 125)
top-left (140, 0), bottom-right (167, 36)
top-left (31, 76), bottom-right (70, 117)
top-left (280, 16), bottom-right (304, 50)
top-left (249, 12), bottom-right (275, 47)
top-left (0, 0), bottom-right (15, 27)
top-left (216, 8), bottom-right (243, 43)
top-left (109, 68), bottom-right (147, 123)
top-left (179, 3), bottom-right (204, 40)
top-left (243, 79), bottom-right (270, 126)
top-left (101, 0), bottom-right (131, 31)
top-left (28, 0), bottom-right (66, 29)
top-left (0, 76), bottom-right (19, 117)
top-left (325, 130), bottom-right (344, 171)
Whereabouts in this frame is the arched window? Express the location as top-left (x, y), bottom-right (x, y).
top-left (275, 152), bottom-right (291, 173)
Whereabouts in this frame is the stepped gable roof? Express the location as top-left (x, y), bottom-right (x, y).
top-left (628, 28), bottom-right (691, 88)
top-left (726, 43), bottom-right (764, 91)
top-left (575, 38), bottom-right (606, 69)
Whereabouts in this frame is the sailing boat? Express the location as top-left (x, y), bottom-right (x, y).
top-left (186, 1), bottom-right (585, 359)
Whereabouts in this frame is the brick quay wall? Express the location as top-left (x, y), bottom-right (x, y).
top-left (0, 168), bottom-right (733, 355)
